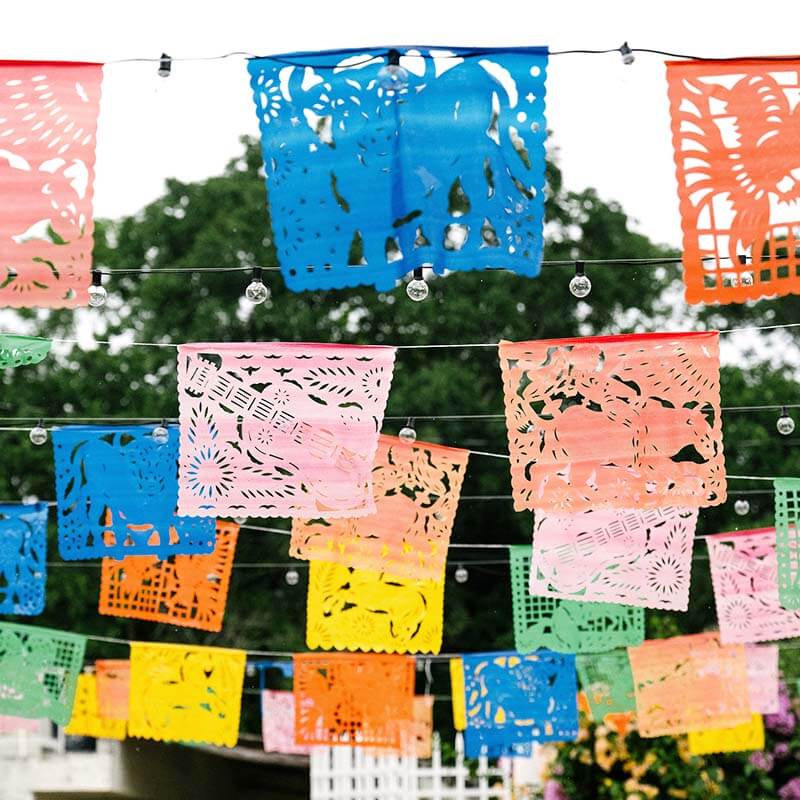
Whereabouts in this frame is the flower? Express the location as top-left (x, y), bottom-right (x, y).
top-left (774, 742), bottom-right (791, 759)
top-left (749, 750), bottom-right (774, 771)
top-left (779, 778), bottom-right (800, 800)
top-left (765, 682), bottom-right (796, 736)
top-left (543, 780), bottom-right (568, 800)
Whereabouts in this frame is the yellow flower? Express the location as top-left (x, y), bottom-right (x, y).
top-left (668, 790), bottom-right (688, 799)
top-left (595, 736), bottom-right (617, 772)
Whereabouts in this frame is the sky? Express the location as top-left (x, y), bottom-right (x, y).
top-left (6, 0), bottom-right (800, 251)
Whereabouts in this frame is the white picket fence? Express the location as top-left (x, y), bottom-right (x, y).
top-left (310, 732), bottom-right (513, 800)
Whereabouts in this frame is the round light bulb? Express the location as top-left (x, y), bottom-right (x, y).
top-left (234, 517), bottom-right (248, 525)
top-left (454, 565), bottom-right (468, 584)
top-left (777, 414), bottom-right (796, 436)
top-left (398, 426), bottom-right (417, 443)
top-left (87, 284), bottom-right (107, 308)
top-left (406, 278), bottom-right (429, 302)
top-left (285, 568), bottom-right (300, 586)
top-left (734, 498), bottom-right (750, 516)
top-left (569, 274), bottom-right (592, 298)
top-left (29, 424), bottom-right (48, 446)
top-left (377, 63), bottom-right (409, 92)
top-left (152, 424), bottom-right (169, 444)
top-left (245, 279), bottom-right (269, 304)
top-left (740, 272), bottom-right (754, 286)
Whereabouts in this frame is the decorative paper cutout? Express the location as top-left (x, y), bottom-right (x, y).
top-left (0, 335), bottom-right (51, 367)
top-left (0, 715), bottom-right (40, 734)
top-left (293, 653), bottom-right (414, 747)
top-left (746, 644), bottom-right (779, 715)
top-left (306, 560), bottom-right (444, 654)
top-left (98, 520), bottom-right (238, 632)
top-left (627, 633), bottom-right (750, 737)
top-left (0, 623), bottom-right (85, 724)
top-left (291, 435), bottom-right (468, 580)
top-left (0, 62), bottom-right (102, 308)
top-left (498, 332), bottom-right (725, 512)
top-left (177, 343), bottom-right (395, 519)
top-left (687, 714), bottom-right (764, 756)
top-left (64, 673), bottom-right (126, 740)
top-left (53, 424), bottom-right (216, 560)
top-left (405, 696), bottom-right (434, 759)
top-left (248, 47), bottom-right (548, 292)
top-left (509, 545), bottom-right (644, 653)
top-left (450, 658), bottom-right (466, 732)
top-left (576, 649), bottom-right (636, 720)
top-left (128, 641), bottom-right (245, 748)
top-left (462, 651), bottom-right (578, 757)
top-left (706, 527), bottom-right (800, 643)
top-left (260, 689), bottom-right (310, 755)
top-left (775, 478), bottom-right (800, 608)
top-left (666, 59), bottom-right (800, 305)
top-left (94, 659), bottom-right (129, 721)
top-left (530, 506), bottom-right (699, 611)
top-left (0, 502), bottom-right (48, 615)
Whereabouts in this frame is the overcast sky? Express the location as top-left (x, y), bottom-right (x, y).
top-left (7, 0), bottom-right (800, 251)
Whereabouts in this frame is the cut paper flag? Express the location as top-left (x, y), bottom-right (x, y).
top-left (177, 343), bottom-right (395, 518)
top-left (128, 642), bottom-right (246, 748)
top-left (64, 673), bottom-right (126, 740)
top-left (498, 332), bottom-right (725, 513)
top-left (98, 520), bottom-right (239, 632)
top-left (450, 658), bottom-right (467, 732)
top-left (530, 507), bottom-right (699, 611)
top-left (52, 424), bottom-right (216, 560)
top-left (0, 716), bottom-right (40, 734)
top-left (746, 644), bottom-right (779, 715)
top-left (404, 696), bottom-right (434, 759)
top-left (94, 659), bottom-right (130, 721)
top-left (293, 653), bottom-right (414, 747)
top-left (0, 501), bottom-right (48, 615)
top-left (576, 649), bottom-right (636, 721)
top-left (0, 62), bottom-right (102, 308)
top-left (666, 58), bottom-right (800, 305)
top-left (687, 714), bottom-right (765, 756)
top-left (775, 478), bottom-right (800, 608)
top-left (706, 527), bottom-right (800, 643)
top-left (462, 651), bottom-right (578, 758)
top-left (627, 632), bottom-right (750, 738)
top-left (509, 545), bottom-right (644, 653)
top-left (306, 560), bottom-right (444, 654)
top-left (248, 47), bottom-right (548, 293)
top-left (0, 623), bottom-right (85, 724)
top-left (291, 435), bottom-right (469, 580)
top-left (0, 335), bottom-right (51, 367)
top-left (260, 690), bottom-right (310, 755)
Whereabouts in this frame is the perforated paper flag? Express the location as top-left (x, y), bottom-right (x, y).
top-left (0, 623), bottom-right (85, 724)
top-left (53, 425), bottom-right (216, 560)
top-left (450, 658), bottom-right (467, 732)
top-left (746, 644), bottom-right (779, 715)
top-left (530, 507), bottom-right (698, 611)
top-left (498, 332), bottom-right (725, 513)
top-left (260, 690), bottom-right (310, 755)
top-left (306, 560), bottom-right (444, 654)
top-left (0, 716), bottom-right (40, 734)
top-left (687, 713), bottom-right (764, 756)
top-left (462, 651), bottom-right (578, 757)
top-left (248, 47), bottom-right (548, 292)
top-left (706, 527), bottom-right (800, 643)
top-left (0, 335), bottom-right (51, 367)
top-left (627, 633), bottom-right (750, 738)
top-left (667, 58), bottom-right (800, 305)
top-left (64, 673), bottom-right (126, 740)
top-left (94, 659), bottom-right (129, 721)
top-left (0, 502), bottom-right (48, 615)
top-left (177, 343), bottom-right (395, 518)
top-left (576, 650), bottom-right (636, 721)
top-left (128, 641), bottom-right (245, 748)
top-left (406, 696), bottom-right (434, 759)
top-left (99, 520), bottom-right (238, 632)
top-left (775, 478), bottom-right (800, 608)
top-left (509, 545), bottom-right (644, 653)
top-left (0, 62), bottom-right (101, 308)
top-left (293, 653), bottom-right (414, 747)
top-left (291, 435), bottom-right (468, 580)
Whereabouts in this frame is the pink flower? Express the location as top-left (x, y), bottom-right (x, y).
top-left (749, 751), bottom-right (774, 771)
top-left (544, 780), bottom-right (569, 800)
top-left (779, 778), bottom-right (800, 800)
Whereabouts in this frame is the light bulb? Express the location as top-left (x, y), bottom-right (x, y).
top-left (29, 424), bottom-right (48, 446)
top-left (406, 278), bottom-right (429, 302)
top-left (777, 413), bottom-right (796, 436)
top-left (454, 565), bottom-right (468, 584)
top-left (740, 272), bottom-right (754, 286)
top-left (285, 568), bottom-right (300, 586)
top-left (620, 42), bottom-right (635, 65)
top-left (399, 426), bottom-right (417, 443)
top-left (88, 283), bottom-right (107, 308)
top-left (377, 63), bottom-right (409, 92)
top-left (152, 424), bottom-right (169, 444)
top-left (569, 274), bottom-right (592, 298)
top-left (158, 53), bottom-right (172, 78)
top-left (234, 517), bottom-right (248, 525)
top-left (245, 278), bottom-right (269, 304)
top-left (734, 498), bottom-right (750, 516)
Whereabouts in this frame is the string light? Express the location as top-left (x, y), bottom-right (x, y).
top-left (734, 498), bottom-right (750, 516)
top-left (406, 267), bottom-right (429, 302)
top-left (28, 419), bottom-right (47, 446)
top-left (157, 53), bottom-right (172, 78)
top-left (398, 418), bottom-right (417, 443)
top-left (619, 42), bottom-right (635, 65)
top-left (568, 260), bottom-right (591, 298)
top-left (87, 270), bottom-right (107, 308)
top-left (454, 564), bottom-right (469, 584)
top-left (777, 406), bottom-right (796, 436)
top-left (151, 420), bottom-right (169, 443)
top-left (377, 48), bottom-right (409, 93)
top-left (245, 267), bottom-right (269, 304)
top-left (284, 568), bottom-right (300, 586)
